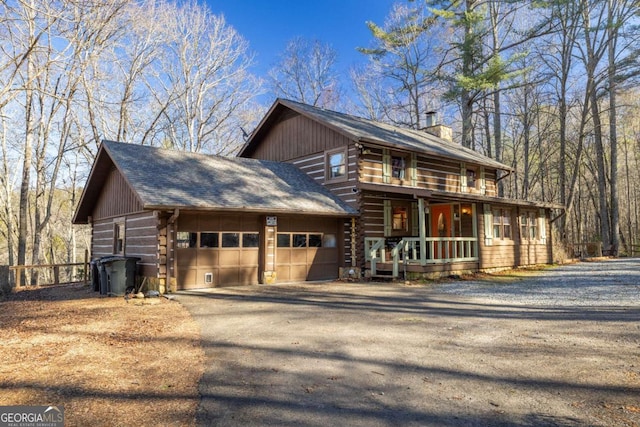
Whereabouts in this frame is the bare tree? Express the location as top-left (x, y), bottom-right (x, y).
top-left (158, 0), bottom-right (262, 154)
top-left (267, 37), bottom-right (341, 109)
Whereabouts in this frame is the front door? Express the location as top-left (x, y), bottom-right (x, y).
top-left (430, 205), bottom-right (452, 259)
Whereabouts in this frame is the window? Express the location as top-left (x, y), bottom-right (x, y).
top-left (200, 232), bottom-right (218, 248)
top-left (391, 156), bottom-right (406, 179)
top-left (277, 233), bottom-right (324, 248)
top-left (520, 212), bottom-right (538, 240)
top-left (326, 148), bottom-right (347, 181)
top-left (466, 169), bottom-right (476, 188)
top-left (293, 234), bottom-right (307, 247)
top-left (322, 234), bottom-right (336, 248)
top-left (113, 222), bottom-right (125, 254)
top-left (221, 233), bottom-right (240, 247)
top-left (177, 231), bottom-right (197, 249)
top-left (492, 209), bottom-right (512, 240)
top-left (242, 233), bottom-right (260, 248)
top-left (277, 234), bottom-right (291, 247)
top-left (392, 206), bottom-right (408, 231)
top-left (308, 234), bottom-right (322, 247)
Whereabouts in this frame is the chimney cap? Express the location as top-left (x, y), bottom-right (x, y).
top-left (425, 111), bottom-right (437, 127)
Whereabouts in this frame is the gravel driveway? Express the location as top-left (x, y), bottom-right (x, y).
top-left (176, 258), bottom-right (640, 427)
top-left (436, 258), bottom-right (640, 306)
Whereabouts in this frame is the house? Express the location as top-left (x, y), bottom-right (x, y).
top-left (73, 99), bottom-right (561, 291)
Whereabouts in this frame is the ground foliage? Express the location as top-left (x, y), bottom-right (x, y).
top-left (0, 284), bottom-right (204, 427)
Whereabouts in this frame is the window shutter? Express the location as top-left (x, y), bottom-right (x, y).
top-left (538, 208), bottom-right (547, 244)
top-left (460, 163), bottom-right (467, 192)
top-left (411, 202), bottom-right (419, 235)
top-left (483, 204), bottom-right (493, 246)
top-left (382, 149), bottom-right (391, 184)
top-left (383, 200), bottom-right (392, 236)
top-left (480, 167), bottom-right (486, 195)
top-left (410, 153), bottom-right (417, 186)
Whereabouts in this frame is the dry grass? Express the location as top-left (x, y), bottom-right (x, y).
top-left (0, 283), bottom-right (204, 427)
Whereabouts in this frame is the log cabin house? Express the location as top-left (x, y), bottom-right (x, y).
top-left (73, 98), bottom-right (561, 291)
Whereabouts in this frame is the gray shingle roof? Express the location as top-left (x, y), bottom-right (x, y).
top-left (102, 140), bottom-right (357, 215)
top-left (241, 99), bottom-right (511, 171)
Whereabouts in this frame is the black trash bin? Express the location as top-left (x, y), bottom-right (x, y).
top-left (98, 259), bottom-right (109, 295)
top-left (90, 260), bottom-right (100, 292)
top-left (100, 256), bottom-right (140, 296)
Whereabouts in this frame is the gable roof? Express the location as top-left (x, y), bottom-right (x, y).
top-left (73, 140), bottom-right (357, 224)
top-left (239, 98), bottom-right (512, 171)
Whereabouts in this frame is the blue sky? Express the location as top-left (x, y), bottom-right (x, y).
top-left (206, 1), bottom-right (394, 79)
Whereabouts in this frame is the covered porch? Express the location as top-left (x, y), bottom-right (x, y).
top-left (364, 199), bottom-right (479, 278)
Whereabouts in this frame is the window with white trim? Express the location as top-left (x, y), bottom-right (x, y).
top-left (492, 209), bottom-right (512, 240)
top-left (520, 212), bottom-right (538, 240)
top-left (326, 148), bottom-right (347, 181)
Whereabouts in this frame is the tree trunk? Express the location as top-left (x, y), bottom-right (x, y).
top-left (607, 0), bottom-right (620, 255)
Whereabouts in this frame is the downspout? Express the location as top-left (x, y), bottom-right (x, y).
top-left (496, 169), bottom-right (513, 183)
top-left (351, 217), bottom-right (357, 267)
top-left (167, 209), bottom-right (180, 292)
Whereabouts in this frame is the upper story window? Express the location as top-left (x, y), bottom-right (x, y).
top-left (326, 148), bottom-right (347, 182)
top-left (466, 169), bottom-right (476, 188)
top-left (492, 209), bottom-right (512, 240)
top-left (383, 149), bottom-right (415, 185)
top-left (391, 156), bottom-right (406, 179)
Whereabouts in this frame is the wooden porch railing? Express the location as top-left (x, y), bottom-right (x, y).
top-left (365, 236), bottom-right (479, 278)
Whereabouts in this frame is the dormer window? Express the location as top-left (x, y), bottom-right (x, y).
top-left (326, 148), bottom-right (347, 182)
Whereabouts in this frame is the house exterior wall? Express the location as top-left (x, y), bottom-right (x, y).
top-left (478, 205), bottom-right (552, 270)
top-left (90, 211), bottom-right (159, 278)
top-left (91, 167), bottom-right (143, 220)
top-left (89, 167), bottom-right (158, 278)
top-left (289, 148), bottom-right (359, 209)
top-left (359, 146), bottom-right (498, 196)
top-left (249, 112), bottom-right (353, 161)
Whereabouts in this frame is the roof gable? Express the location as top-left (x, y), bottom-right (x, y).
top-left (73, 141), bottom-right (357, 224)
top-left (239, 98), bottom-right (511, 171)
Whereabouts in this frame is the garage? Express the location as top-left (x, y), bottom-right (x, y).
top-left (175, 213), bottom-right (345, 289)
top-left (176, 213), bottom-right (262, 289)
top-left (275, 216), bottom-right (342, 282)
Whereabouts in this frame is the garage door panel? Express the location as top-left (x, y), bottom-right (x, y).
top-left (239, 266), bottom-right (259, 285)
top-left (290, 250), bottom-right (308, 264)
top-left (276, 265), bottom-right (292, 282)
top-left (277, 249), bottom-right (291, 263)
top-left (242, 250), bottom-right (260, 265)
top-left (196, 250), bottom-right (218, 267)
top-left (218, 267), bottom-right (240, 286)
top-left (219, 250), bottom-right (240, 264)
top-left (178, 268), bottom-right (198, 289)
top-left (312, 248), bottom-right (338, 263)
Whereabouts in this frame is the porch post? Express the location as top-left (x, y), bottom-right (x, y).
top-left (419, 198), bottom-right (427, 266)
top-left (472, 203), bottom-right (479, 256)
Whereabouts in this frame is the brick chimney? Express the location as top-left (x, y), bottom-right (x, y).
top-left (423, 111), bottom-right (453, 142)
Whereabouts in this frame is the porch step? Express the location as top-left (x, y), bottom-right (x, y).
top-left (369, 272), bottom-right (401, 281)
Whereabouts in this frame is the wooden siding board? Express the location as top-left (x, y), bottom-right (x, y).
top-left (250, 114), bottom-right (354, 162)
top-left (92, 168), bottom-right (143, 220)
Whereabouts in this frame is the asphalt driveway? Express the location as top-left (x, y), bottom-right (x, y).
top-left (176, 259), bottom-right (640, 427)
